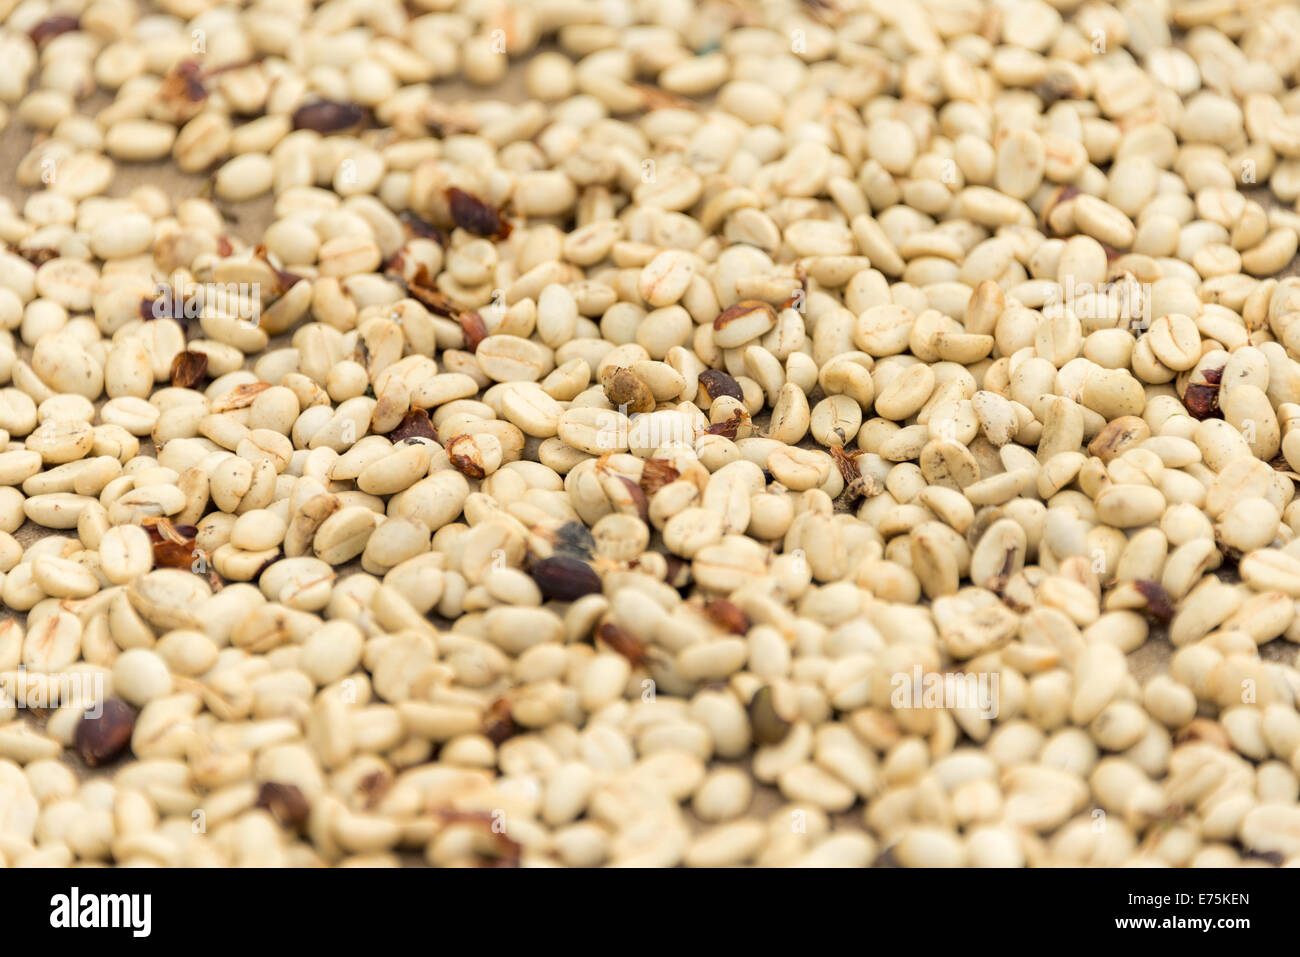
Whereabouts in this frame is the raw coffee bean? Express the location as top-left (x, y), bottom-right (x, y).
top-left (698, 369), bottom-right (744, 404)
top-left (73, 699), bottom-right (135, 767)
top-left (256, 781), bottom-right (311, 830)
top-left (29, 15), bottom-right (81, 47)
top-left (601, 367), bottom-right (655, 414)
top-left (169, 350), bottom-right (208, 388)
top-left (531, 555), bottom-right (602, 601)
top-left (748, 686), bottom-right (793, 745)
top-left (713, 301), bottom-right (777, 348)
top-left (292, 99), bottom-right (365, 132)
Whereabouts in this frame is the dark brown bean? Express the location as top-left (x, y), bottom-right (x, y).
top-left (639, 458), bottom-right (680, 496)
top-left (158, 59), bottom-right (208, 112)
top-left (256, 781), bottom-right (310, 829)
top-left (698, 369), bottom-right (744, 403)
top-left (292, 98), bottom-right (365, 133)
top-left (1183, 383), bottom-right (1222, 420)
top-left (531, 555), bottom-right (602, 601)
top-left (481, 697), bottom-right (518, 745)
top-left (389, 408), bottom-right (437, 442)
top-left (398, 211), bottom-right (448, 246)
top-left (748, 685), bottom-right (792, 745)
top-left (446, 434), bottom-right (487, 478)
top-left (459, 312), bottom-right (487, 353)
top-left (702, 598), bottom-right (748, 634)
top-left (704, 408), bottom-right (746, 440)
top-left (1134, 579), bottom-right (1175, 622)
top-left (29, 15), bottom-right (80, 47)
top-left (74, 699), bottom-right (135, 767)
top-left (596, 621), bottom-right (650, 667)
top-left (170, 350), bottom-right (208, 389)
top-left (143, 517), bottom-right (202, 569)
top-left (445, 186), bottom-right (513, 240)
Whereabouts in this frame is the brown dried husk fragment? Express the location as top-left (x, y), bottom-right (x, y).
top-left (143, 517), bottom-right (202, 573)
top-left (530, 554), bottom-right (602, 601)
top-left (459, 311), bottom-right (487, 352)
top-left (157, 60), bottom-right (208, 120)
top-left (1267, 453), bottom-right (1300, 480)
top-left (29, 15), bottom-right (80, 46)
top-left (1183, 383), bottom-right (1222, 420)
top-left (357, 771), bottom-right (392, 811)
top-left (664, 554), bottom-right (692, 590)
top-left (703, 408), bottom-right (746, 440)
top-left (596, 622), bottom-right (652, 667)
top-left (616, 475), bottom-right (649, 523)
top-left (169, 350), bottom-right (208, 388)
top-left (482, 697), bottom-right (518, 745)
top-left (797, 0), bottom-right (841, 25)
top-left (638, 458), bottom-right (680, 497)
top-left (405, 265), bottom-right (464, 320)
top-left (634, 83), bottom-right (697, 112)
top-left (446, 435), bottom-right (486, 479)
top-left (152, 540), bottom-right (200, 570)
top-left (831, 445), bottom-right (863, 486)
top-left (252, 243), bottom-right (304, 295)
top-left (140, 516), bottom-right (198, 546)
top-left (256, 782), bottom-right (310, 829)
top-left (292, 98), bottom-right (366, 133)
top-left (988, 547), bottom-right (1019, 600)
top-left (445, 186), bottom-right (513, 240)
top-left (432, 808), bottom-right (523, 866)
top-left (389, 408), bottom-right (437, 442)
top-left (702, 597), bottom-right (748, 634)
top-left (1134, 579), bottom-right (1175, 622)
top-left (398, 210), bottom-right (448, 246)
top-left (18, 247), bottom-right (59, 266)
